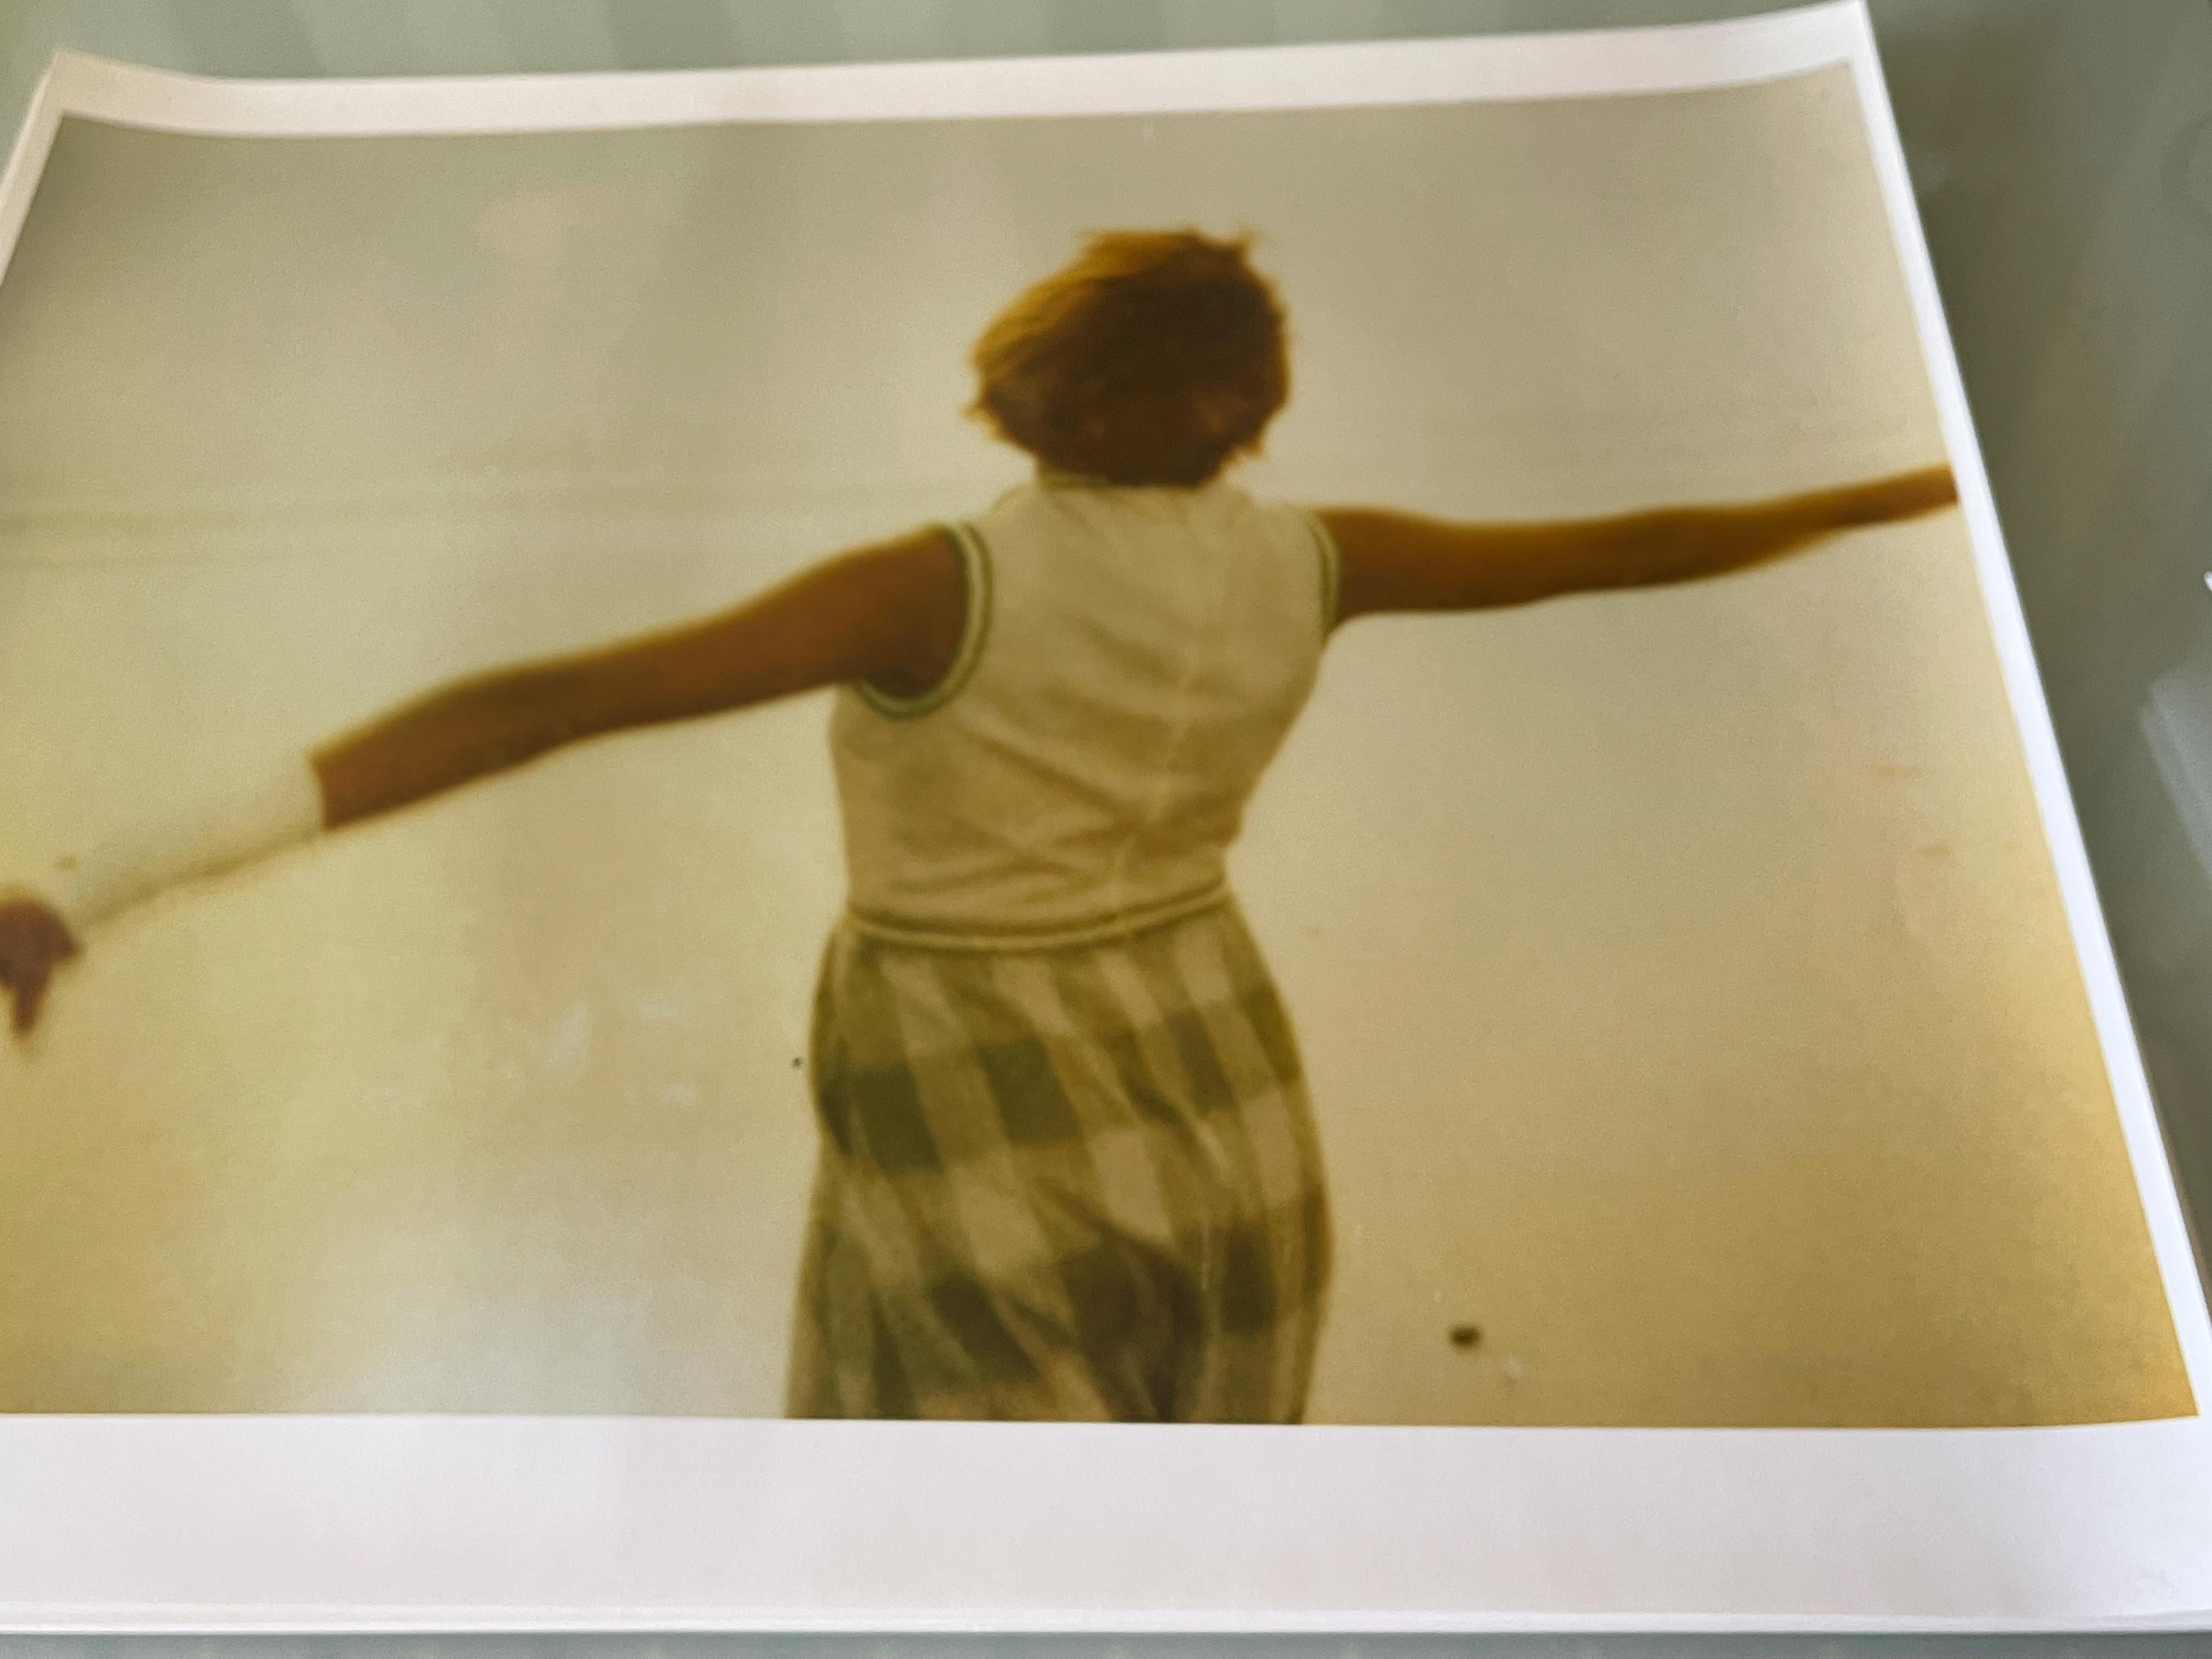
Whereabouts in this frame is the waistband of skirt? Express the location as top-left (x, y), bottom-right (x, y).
top-left (840, 883), bottom-right (1232, 953)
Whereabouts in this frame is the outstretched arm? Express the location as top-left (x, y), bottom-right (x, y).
top-left (1321, 463), bottom-right (1958, 622)
top-left (315, 526), bottom-right (961, 826)
top-left (2, 526), bottom-right (962, 1037)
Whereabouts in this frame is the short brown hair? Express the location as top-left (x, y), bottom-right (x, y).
top-left (969, 230), bottom-right (1288, 488)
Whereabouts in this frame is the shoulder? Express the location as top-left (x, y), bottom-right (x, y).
top-left (859, 521), bottom-right (963, 564)
top-left (825, 523), bottom-right (963, 603)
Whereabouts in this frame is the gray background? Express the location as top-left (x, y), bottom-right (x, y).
top-left (0, 0), bottom-right (2207, 1649)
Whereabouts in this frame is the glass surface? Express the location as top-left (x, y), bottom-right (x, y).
top-left (0, 0), bottom-right (2207, 1647)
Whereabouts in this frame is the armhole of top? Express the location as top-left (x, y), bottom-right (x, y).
top-left (1295, 505), bottom-right (1342, 636)
top-left (854, 521), bottom-right (994, 719)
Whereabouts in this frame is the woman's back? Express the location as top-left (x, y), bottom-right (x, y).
top-left (831, 476), bottom-right (1335, 946)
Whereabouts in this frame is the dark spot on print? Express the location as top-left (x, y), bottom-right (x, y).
top-left (1449, 1324), bottom-right (1482, 1351)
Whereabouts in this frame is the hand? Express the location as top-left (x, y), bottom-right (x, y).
top-left (1833, 462), bottom-right (1959, 529)
top-left (0, 895), bottom-right (79, 1040)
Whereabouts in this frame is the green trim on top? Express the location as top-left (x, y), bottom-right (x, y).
top-left (844, 882), bottom-right (1232, 953)
top-left (855, 521), bottom-right (994, 719)
top-left (1297, 506), bottom-right (1341, 635)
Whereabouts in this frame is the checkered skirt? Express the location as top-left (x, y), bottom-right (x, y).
top-left (785, 895), bottom-right (1331, 1423)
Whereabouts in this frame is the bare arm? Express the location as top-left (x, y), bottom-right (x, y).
top-left (1, 526), bottom-right (963, 1038)
top-left (314, 525), bottom-right (963, 828)
top-left (1322, 463), bottom-right (1959, 622)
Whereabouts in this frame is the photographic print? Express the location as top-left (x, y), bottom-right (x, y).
top-left (2, 2), bottom-right (2209, 1634)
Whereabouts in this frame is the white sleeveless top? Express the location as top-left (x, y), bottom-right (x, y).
top-left (829, 476), bottom-right (1338, 948)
